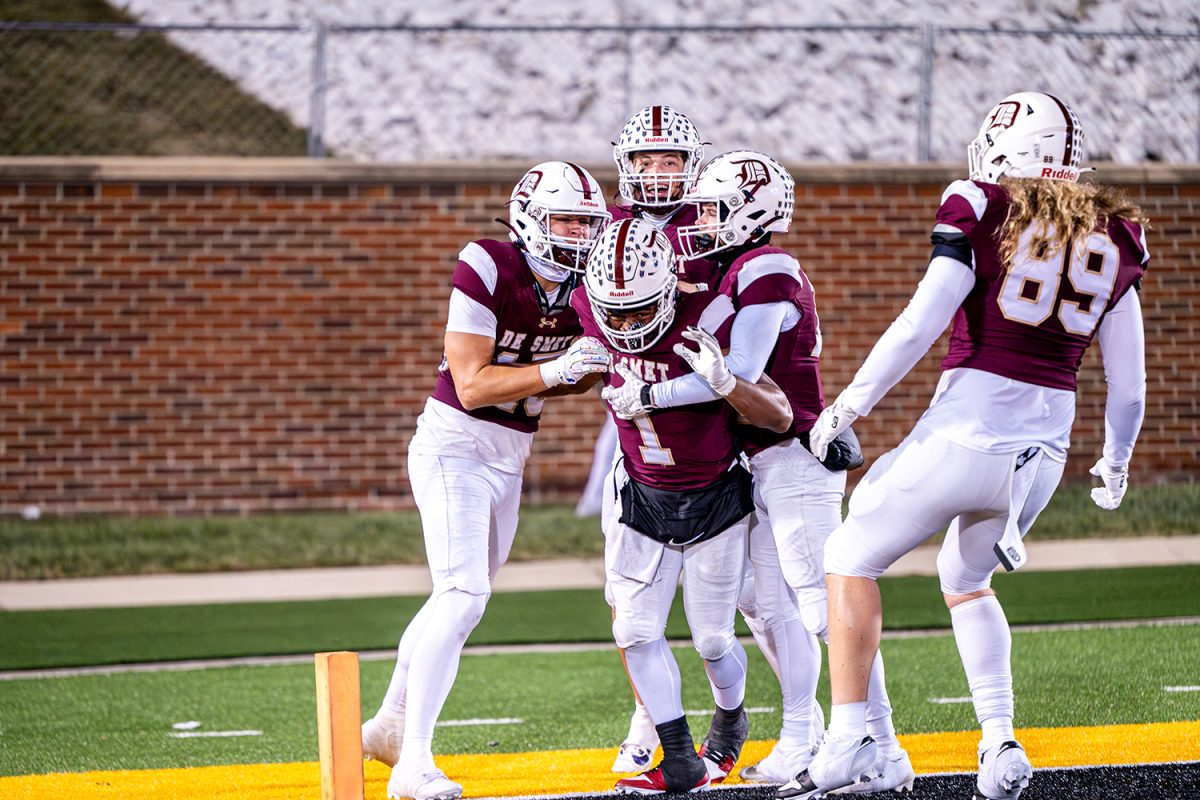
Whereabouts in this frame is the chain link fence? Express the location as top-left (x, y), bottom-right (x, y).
top-left (1, 21), bottom-right (1197, 163)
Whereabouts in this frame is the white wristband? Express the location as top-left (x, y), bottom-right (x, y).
top-left (539, 359), bottom-right (562, 388)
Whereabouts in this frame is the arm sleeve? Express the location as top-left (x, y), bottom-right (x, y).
top-left (445, 288), bottom-right (498, 337)
top-left (651, 302), bottom-right (790, 408)
top-left (838, 255), bottom-right (976, 415)
top-left (1097, 289), bottom-right (1146, 468)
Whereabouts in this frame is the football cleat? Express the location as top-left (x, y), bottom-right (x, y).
top-left (974, 740), bottom-right (1032, 800)
top-left (698, 707), bottom-right (750, 783)
top-left (615, 753), bottom-right (710, 795)
top-left (386, 766), bottom-right (463, 800)
top-left (739, 741), bottom-right (819, 784)
top-left (362, 707), bottom-right (405, 767)
top-left (612, 741), bottom-right (658, 773)
top-left (776, 733), bottom-right (880, 800)
top-left (830, 748), bottom-right (915, 794)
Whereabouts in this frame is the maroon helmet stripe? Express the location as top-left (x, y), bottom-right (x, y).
top-left (1046, 94), bottom-right (1074, 167)
top-left (613, 219), bottom-right (632, 289)
top-left (651, 106), bottom-right (663, 137)
top-left (565, 162), bottom-right (593, 199)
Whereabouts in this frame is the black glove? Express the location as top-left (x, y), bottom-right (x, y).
top-left (800, 426), bottom-right (864, 472)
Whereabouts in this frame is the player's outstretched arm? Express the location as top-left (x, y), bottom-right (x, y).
top-left (446, 332), bottom-right (609, 410)
top-left (1090, 289), bottom-right (1147, 510)
top-left (674, 326), bottom-right (793, 433)
top-left (810, 255), bottom-right (974, 460)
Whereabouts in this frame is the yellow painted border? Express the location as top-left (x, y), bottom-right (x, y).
top-left (2, 720), bottom-right (1197, 800)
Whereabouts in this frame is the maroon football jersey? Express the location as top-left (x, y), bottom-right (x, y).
top-left (936, 180), bottom-right (1148, 391)
top-left (571, 287), bottom-right (738, 490)
top-left (432, 239), bottom-right (582, 432)
top-left (716, 246), bottom-right (826, 456)
top-left (609, 202), bottom-right (722, 288)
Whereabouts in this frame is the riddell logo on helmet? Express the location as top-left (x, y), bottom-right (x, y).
top-left (608, 289), bottom-right (636, 297)
top-left (1040, 166), bottom-right (1078, 180)
top-left (643, 136), bottom-right (670, 143)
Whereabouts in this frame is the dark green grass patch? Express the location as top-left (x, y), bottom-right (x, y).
top-left (3, 485), bottom-right (1198, 580)
top-left (1, 624), bottom-right (1197, 776)
top-left (3, 565), bottom-right (1199, 670)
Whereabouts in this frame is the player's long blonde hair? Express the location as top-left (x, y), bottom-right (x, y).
top-left (998, 178), bottom-right (1148, 266)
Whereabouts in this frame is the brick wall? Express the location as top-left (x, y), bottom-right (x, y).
top-left (1, 158), bottom-right (1196, 515)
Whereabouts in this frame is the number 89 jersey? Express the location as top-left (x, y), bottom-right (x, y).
top-left (937, 179), bottom-right (1148, 391)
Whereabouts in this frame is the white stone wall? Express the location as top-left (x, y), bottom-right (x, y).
top-left (119, 0), bottom-right (1200, 164)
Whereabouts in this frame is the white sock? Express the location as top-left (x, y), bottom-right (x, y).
top-left (398, 588), bottom-right (490, 770)
top-left (379, 595), bottom-right (438, 715)
top-left (625, 701), bottom-right (658, 745)
top-left (866, 650), bottom-right (900, 756)
top-left (703, 639), bottom-right (748, 710)
top-left (624, 637), bottom-right (685, 725)
top-left (829, 702), bottom-right (868, 736)
top-left (743, 610), bottom-right (783, 680)
top-left (951, 595), bottom-right (1015, 749)
top-left (772, 616), bottom-right (821, 748)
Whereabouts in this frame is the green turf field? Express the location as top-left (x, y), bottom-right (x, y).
top-left (2, 623), bottom-right (1198, 776)
top-left (3, 565), bottom-right (1199, 670)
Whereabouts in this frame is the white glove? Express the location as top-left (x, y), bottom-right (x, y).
top-left (808, 397), bottom-right (860, 462)
top-left (540, 336), bottom-right (610, 388)
top-left (601, 363), bottom-right (652, 419)
top-left (673, 326), bottom-right (736, 397)
top-left (1089, 457), bottom-right (1129, 510)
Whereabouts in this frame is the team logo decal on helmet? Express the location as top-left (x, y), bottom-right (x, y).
top-left (584, 218), bottom-right (679, 354)
top-left (733, 158), bottom-right (772, 196)
top-left (968, 92), bottom-right (1088, 184)
top-left (984, 101), bottom-right (1022, 132)
top-left (506, 161), bottom-right (611, 275)
top-left (678, 149), bottom-right (794, 260)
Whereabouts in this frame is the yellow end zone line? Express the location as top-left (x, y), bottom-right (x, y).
top-left (3, 720), bottom-right (1197, 800)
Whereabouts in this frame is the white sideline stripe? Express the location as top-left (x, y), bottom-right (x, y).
top-left (684, 706), bottom-right (775, 716)
top-left (168, 729), bottom-right (262, 738)
top-left (2, 617), bottom-right (1197, 681)
top-left (1164, 685), bottom-right (1200, 692)
top-left (927, 696), bottom-right (972, 704)
top-left (437, 717), bottom-right (524, 727)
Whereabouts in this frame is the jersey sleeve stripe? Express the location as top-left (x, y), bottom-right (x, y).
top-left (940, 179), bottom-right (989, 221)
top-left (445, 288), bottom-right (498, 337)
top-left (698, 293), bottom-right (736, 336)
top-left (736, 252), bottom-right (802, 297)
top-left (458, 242), bottom-right (500, 295)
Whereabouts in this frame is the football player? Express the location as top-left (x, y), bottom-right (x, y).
top-left (610, 104), bottom-right (720, 290)
top-left (606, 151), bottom-right (912, 790)
top-left (589, 106), bottom-right (736, 772)
top-left (574, 218), bottom-right (792, 795)
top-left (787, 92), bottom-right (1148, 800)
top-left (361, 161), bottom-right (612, 800)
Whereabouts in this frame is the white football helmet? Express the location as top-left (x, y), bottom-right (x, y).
top-left (584, 218), bottom-right (679, 354)
top-left (968, 91), bottom-right (1086, 183)
top-left (612, 105), bottom-right (705, 209)
top-left (678, 150), bottom-right (794, 260)
top-left (508, 161), bottom-right (611, 274)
